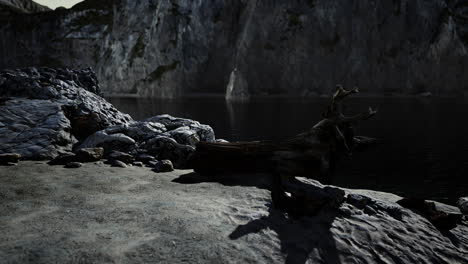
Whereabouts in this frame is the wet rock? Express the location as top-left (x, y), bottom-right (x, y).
top-left (65, 162), bottom-right (82, 169)
top-left (106, 151), bottom-right (134, 164)
top-left (111, 160), bottom-right (127, 168)
top-left (0, 153), bottom-right (21, 164)
top-left (153, 160), bottom-right (174, 173)
top-left (458, 197), bottom-right (468, 214)
top-left (74, 147), bottom-right (104, 163)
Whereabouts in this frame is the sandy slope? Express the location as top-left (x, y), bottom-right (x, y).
top-left (0, 162), bottom-right (467, 264)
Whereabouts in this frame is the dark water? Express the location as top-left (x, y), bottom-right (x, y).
top-left (109, 97), bottom-right (468, 205)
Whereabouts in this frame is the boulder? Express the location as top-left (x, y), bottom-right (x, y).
top-left (0, 68), bottom-right (216, 167)
top-left (135, 154), bottom-right (157, 164)
top-left (0, 153), bottom-right (21, 164)
top-left (0, 99), bottom-right (76, 159)
top-left (74, 147), bottom-right (104, 162)
top-left (0, 68), bottom-right (132, 159)
top-left (106, 151), bottom-right (134, 164)
top-left (78, 131), bottom-right (137, 154)
top-left (48, 153), bottom-right (76, 165)
top-left (111, 160), bottom-right (127, 168)
top-left (153, 160), bottom-right (174, 173)
top-left (141, 136), bottom-right (195, 169)
top-left (458, 197), bottom-right (468, 214)
top-left (65, 162), bottom-right (82, 169)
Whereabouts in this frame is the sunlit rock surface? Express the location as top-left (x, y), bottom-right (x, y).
top-left (1, 0), bottom-right (468, 97)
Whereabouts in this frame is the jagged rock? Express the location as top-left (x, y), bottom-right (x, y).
top-left (106, 151), bottom-right (134, 164)
top-left (111, 160), bottom-right (127, 168)
top-left (3, 1), bottom-right (468, 97)
top-left (65, 162), bottom-right (82, 169)
top-left (0, 99), bottom-right (76, 159)
top-left (397, 198), bottom-right (463, 230)
top-left (0, 153), bottom-right (21, 164)
top-left (167, 126), bottom-right (201, 146)
top-left (74, 148), bottom-right (104, 163)
top-left (0, 68), bottom-right (215, 166)
top-left (225, 68), bottom-right (250, 101)
top-left (0, 68), bottom-right (132, 159)
top-left (458, 197), bottom-right (468, 214)
top-left (275, 178), bottom-right (346, 217)
top-left (153, 160), bottom-right (174, 173)
top-left (346, 194), bottom-right (374, 209)
top-left (141, 136), bottom-right (195, 169)
top-left (145, 115), bottom-right (215, 143)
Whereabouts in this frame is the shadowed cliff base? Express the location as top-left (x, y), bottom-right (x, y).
top-left (1, 0), bottom-right (468, 97)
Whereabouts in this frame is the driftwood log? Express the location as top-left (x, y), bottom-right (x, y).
top-left (188, 85), bottom-right (377, 213)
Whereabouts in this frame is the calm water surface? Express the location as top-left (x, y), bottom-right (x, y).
top-left (109, 97), bottom-right (468, 205)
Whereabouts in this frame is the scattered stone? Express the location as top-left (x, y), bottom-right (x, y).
top-left (111, 160), bottom-right (127, 168)
top-left (48, 153), bottom-right (77, 165)
top-left (457, 197), bottom-right (468, 214)
top-left (153, 160), bottom-right (174, 173)
top-left (107, 151), bottom-right (134, 164)
top-left (65, 162), bottom-right (82, 168)
top-left (0, 153), bottom-right (21, 164)
top-left (74, 147), bottom-right (104, 162)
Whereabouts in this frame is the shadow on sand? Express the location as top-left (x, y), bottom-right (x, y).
top-left (173, 172), bottom-right (343, 264)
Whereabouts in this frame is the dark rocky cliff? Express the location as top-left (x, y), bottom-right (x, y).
top-left (1, 0), bottom-right (468, 97)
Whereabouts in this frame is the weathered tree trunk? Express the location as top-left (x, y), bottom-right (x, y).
top-left (190, 85), bottom-right (376, 180)
top-left (189, 85), bottom-right (377, 214)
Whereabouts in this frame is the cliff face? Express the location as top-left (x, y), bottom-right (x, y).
top-left (1, 0), bottom-right (468, 97)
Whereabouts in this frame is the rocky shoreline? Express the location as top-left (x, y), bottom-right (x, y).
top-left (0, 67), bottom-right (216, 169)
top-left (0, 67), bottom-right (467, 263)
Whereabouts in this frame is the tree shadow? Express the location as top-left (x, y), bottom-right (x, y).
top-left (173, 172), bottom-right (342, 264)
